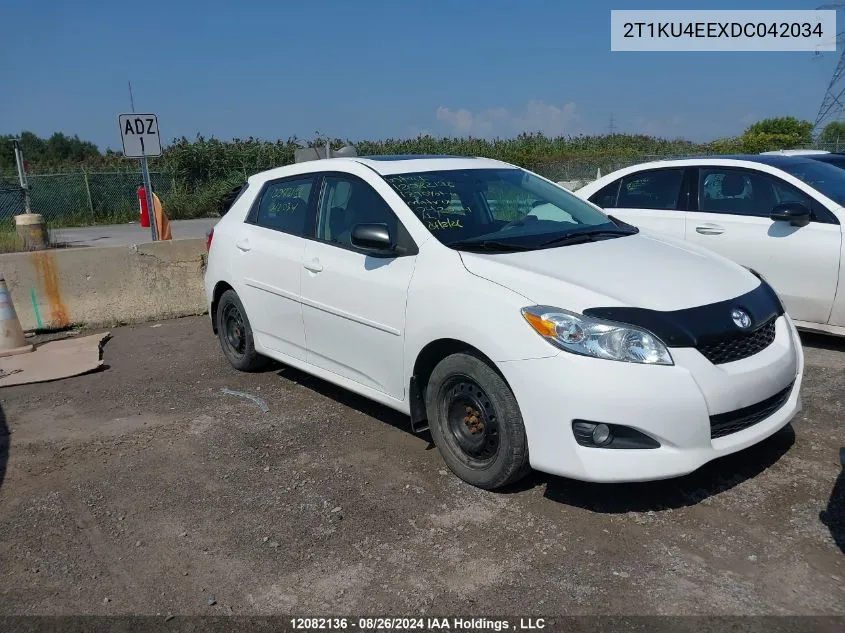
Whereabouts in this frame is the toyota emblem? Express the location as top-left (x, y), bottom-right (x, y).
top-left (731, 308), bottom-right (752, 330)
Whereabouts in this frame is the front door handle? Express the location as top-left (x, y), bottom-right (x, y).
top-left (303, 258), bottom-right (323, 273)
top-left (235, 239), bottom-right (251, 252)
top-left (695, 225), bottom-right (724, 236)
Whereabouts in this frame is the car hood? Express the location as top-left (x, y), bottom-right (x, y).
top-left (459, 233), bottom-right (759, 312)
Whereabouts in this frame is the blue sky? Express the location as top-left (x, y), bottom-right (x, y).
top-left (0, 0), bottom-right (841, 150)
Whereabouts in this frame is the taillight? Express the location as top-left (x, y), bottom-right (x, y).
top-left (206, 227), bottom-right (214, 252)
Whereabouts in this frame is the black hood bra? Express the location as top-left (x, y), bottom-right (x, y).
top-left (583, 279), bottom-right (785, 349)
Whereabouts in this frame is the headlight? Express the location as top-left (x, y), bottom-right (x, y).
top-left (521, 305), bottom-right (673, 365)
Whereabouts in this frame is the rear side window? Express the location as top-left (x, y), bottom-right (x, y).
top-left (252, 176), bottom-right (314, 236)
top-left (617, 169), bottom-right (684, 210)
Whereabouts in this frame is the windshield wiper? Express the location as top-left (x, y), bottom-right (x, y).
top-left (447, 239), bottom-right (532, 252)
top-left (538, 228), bottom-right (635, 248)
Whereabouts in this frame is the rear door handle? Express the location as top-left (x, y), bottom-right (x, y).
top-left (303, 258), bottom-right (323, 273)
top-left (235, 239), bottom-right (251, 252)
top-left (695, 225), bottom-right (724, 235)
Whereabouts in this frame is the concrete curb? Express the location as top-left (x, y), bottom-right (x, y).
top-left (0, 238), bottom-right (208, 331)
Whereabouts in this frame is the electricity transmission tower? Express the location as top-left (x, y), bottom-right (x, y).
top-left (813, 4), bottom-right (845, 136)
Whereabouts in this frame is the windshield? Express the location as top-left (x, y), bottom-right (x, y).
top-left (383, 168), bottom-right (632, 251)
top-left (778, 160), bottom-right (845, 206)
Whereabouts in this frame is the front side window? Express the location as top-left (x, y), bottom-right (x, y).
top-left (383, 168), bottom-right (631, 251)
top-left (617, 169), bottom-right (684, 210)
top-left (316, 175), bottom-right (398, 247)
top-left (698, 168), bottom-right (813, 217)
top-left (254, 176), bottom-right (314, 236)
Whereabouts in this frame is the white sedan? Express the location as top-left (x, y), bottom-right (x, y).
top-left (575, 155), bottom-right (845, 336)
top-left (205, 153), bottom-right (803, 489)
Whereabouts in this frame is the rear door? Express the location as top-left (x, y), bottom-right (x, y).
top-left (685, 166), bottom-right (841, 324)
top-left (232, 174), bottom-right (317, 360)
top-left (587, 167), bottom-right (689, 239)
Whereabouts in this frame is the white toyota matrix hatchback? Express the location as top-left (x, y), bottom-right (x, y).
top-left (205, 154), bottom-right (804, 490)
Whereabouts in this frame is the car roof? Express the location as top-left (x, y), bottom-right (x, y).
top-left (611, 153), bottom-right (834, 170)
top-left (759, 149), bottom-right (829, 156)
top-left (248, 154), bottom-right (515, 183)
top-left (352, 154), bottom-right (513, 175)
top-left (802, 152), bottom-right (845, 163)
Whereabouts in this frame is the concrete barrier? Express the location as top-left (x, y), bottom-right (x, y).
top-left (0, 238), bottom-right (208, 331)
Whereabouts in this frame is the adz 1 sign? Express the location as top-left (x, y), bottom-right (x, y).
top-left (119, 113), bottom-right (162, 158)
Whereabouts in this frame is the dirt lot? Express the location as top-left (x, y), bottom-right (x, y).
top-left (0, 316), bottom-right (843, 617)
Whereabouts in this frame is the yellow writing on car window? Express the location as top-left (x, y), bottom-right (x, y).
top-left (428, 218), bottom-right (463, 230)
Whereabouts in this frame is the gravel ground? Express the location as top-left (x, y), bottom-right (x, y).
top-left (0, 316), bottom-right (842, 617)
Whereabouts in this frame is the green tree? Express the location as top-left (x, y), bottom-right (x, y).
top-left (817, 121), bottom-right (845, 148)
top-left (0, 131), bottom-right (101, 174)
top-left (739, 116), bottom-right (814, 153)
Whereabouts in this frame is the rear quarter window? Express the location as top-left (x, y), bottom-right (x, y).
top-left (588, 180), bottom-right (621, 208)
top-left (219, 183), bottom-right (249, 216)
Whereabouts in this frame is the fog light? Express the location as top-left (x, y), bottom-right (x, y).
top-left (592, 423), bottom-right (612, 446)
top-left (572, 420), bottom-right (660, 449)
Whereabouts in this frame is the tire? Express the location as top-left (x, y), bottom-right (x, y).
top-left (426, 352), bottom-right (530, 490)
top-left (215, 289), bottom-right (268, 372)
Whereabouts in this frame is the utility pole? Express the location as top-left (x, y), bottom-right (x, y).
top-left (129, 81), bottom-right (158, 241)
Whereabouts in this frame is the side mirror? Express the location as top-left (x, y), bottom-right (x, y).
top-left (351, 223), bottom-right (394, 253)
top-left (770, 202), bottom-right (811, 227)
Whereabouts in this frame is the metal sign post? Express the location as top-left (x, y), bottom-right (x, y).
top-left (140, 153), bottom-right (157, 241)
top-left (118, 112), bottom-right (162, 241)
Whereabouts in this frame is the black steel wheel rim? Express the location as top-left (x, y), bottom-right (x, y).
top-left (443, 377), bottom-right (499, 462)
top-left (222, 303), bottom-right (246, 357)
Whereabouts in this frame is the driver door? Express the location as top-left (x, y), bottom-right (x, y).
top-left (300, 173), bottom-right (418, 400)
top-left (685, 166), bottom-right (840, 324)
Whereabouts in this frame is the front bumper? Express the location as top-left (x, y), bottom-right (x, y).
top-left (497, 315), bottom-right (803, 483)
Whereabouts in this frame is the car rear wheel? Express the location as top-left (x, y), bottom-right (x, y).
top-left (215, 289), bottom-right (268, 372)
top-left (426, 352), bottom-right (530, 490)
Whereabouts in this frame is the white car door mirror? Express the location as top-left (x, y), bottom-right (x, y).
top-left (770, 202), bottom-right (811, 228)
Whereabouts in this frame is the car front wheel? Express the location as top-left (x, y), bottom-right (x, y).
top-left (426, 352), bottom-right (530, 490)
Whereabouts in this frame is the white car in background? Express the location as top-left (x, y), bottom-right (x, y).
top-left (575, 154), bottom-right (845, 336)
top-left (205, 154), bottom-right (803, 490)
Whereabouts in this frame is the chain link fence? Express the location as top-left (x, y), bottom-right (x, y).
top-left (0, 170), bottom-right (175, 226)
top-left (0, 176), bottom-right (25, 220)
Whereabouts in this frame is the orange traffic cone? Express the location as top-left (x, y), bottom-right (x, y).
top-left (0, 275), bottom-right (33, 357)
top-left (152, 193), bottom-right (172, 241)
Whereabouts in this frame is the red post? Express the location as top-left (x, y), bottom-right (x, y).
top-left (137, 185), bottom-right (150, 228)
